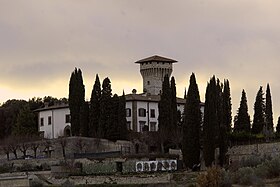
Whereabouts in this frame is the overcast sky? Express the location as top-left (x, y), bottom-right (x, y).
top-left (1, 0), bottom-right (280, 125)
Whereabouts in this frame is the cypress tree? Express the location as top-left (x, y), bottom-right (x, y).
top-left (80, 102), bottom-right (89, 137)
top-left (182, 73), bottom-right (201, 169)
top-left (107, 94), bottom-right (120, 141)
top-left (69, 68), bottom-right (85, 136)
top-left (220, 80), bottom-right (232, 166)
top-left (234, 90), bottom-right (251, 132)
top-left (265, 84), bottom-right (273, 133)
top-left (98, 77), bottom-right (112, 138)
top-left (170, 76), bottom-right (178, 128)
top-left (276, 116), bottom-right (280, 134)
top-left (158, 75), bottom-right (172, 152)
top-left (69, 69), bottom-right (79, 136)
top-left (118, 91), bottom-right (128, 140)
top-left (203, 76), bottom-right (218, 167)
top-left (252, 87), bottom-right (265, 134)
top-left (89, 74), bottom-right (101, 137)
top-left (223, 80), bottom-right (232, 133)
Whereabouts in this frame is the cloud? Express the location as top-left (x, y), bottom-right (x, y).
top-left (0, 0), bottom-right (280, 124)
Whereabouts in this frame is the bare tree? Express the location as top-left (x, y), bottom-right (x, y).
top-left (0, 139), bottom-right (10, 160)
top-left (43, 139), bottom-right (52, 158)
top-left (58, 136), bottom-right (68, 158)
top-left (18, 136), bottom-right (31, 157)
top-left (30, 141), bottom-right (40, 158)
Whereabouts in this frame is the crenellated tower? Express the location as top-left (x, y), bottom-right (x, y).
top-left (135, 55), bottom-right (177, 95)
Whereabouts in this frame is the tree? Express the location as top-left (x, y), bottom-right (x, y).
top-left (203, 76), bottom-right (218, 167)
top-left (79, 102), bottom-right (89, 137)
top-left (13, 105), bottom-right (37, 136)
top-left (69, 68), bottom-right (85, 136)
top-left (252, 87), bottom-right (265, 134)
top-left (98, 77), bottom-right (112, 138)
top-left (234, 90), bottom-right (251, 132)
top-left (118, 92), bottom-right (128, 140)
top-left (219, 79), bottom-right (232, 166)
top-left (276, 116), bottom-right (280, 134)
top-left (158, 75), bottom-right (172, 152)
top-left (107, 94), bottom-right (120, 141)
top-left (265, 84), bottom-right (273, 133)
top-left (182, 73), bottom-right (201, 169)
top-left (89, 74), bottom-right (101, 137)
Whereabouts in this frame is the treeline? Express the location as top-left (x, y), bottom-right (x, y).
top-left (159, 73), bottom-right (279, 169)
top-left (68, 68), bottom-right (128, 141)
top-left (0, 96), bottom-right (68, 140)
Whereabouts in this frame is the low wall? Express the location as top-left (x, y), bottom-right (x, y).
top-left (0, 176), bottom-right (29, 187)
top-left (228, 141), bottom-right (280, 163)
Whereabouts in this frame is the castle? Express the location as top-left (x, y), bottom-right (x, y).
top-left (36, 55), bottom-right (202, 139)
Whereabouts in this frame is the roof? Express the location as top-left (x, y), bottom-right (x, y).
top-left (33, 103), bottom-right (69, 112)
top-left (135, 55), bottom-right (177, 64)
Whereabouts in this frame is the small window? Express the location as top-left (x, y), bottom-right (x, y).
top-left (48, 116), bottom-right (52, 125)
top-left (147, 81), bottom-right (150, 85)
top-left (127, 121), bottom-right (131, 130)
top-left (150, 122), bottom-right (157, 132)
top-left (126, 108), bottom-right (131, 117)
top-left (40, 118), bottom-right (44, 126)
top-left (150, 109), bottom-right (155, 118)
top-left (65, 114), bottom-right (71, 123)
top-left (139, 108), bottom-right (146, 117)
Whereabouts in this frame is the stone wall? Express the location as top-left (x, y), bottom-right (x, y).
top-left (0, 137), bottom-right (135, 161)
top-left (228, 141), bottom-right (280, 163)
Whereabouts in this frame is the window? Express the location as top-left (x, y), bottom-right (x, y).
top-left (126, 108), bottom-right (131, 117)
top-left (150, 109), bottom-right (155, 118)
top-left (40, 118), bottom-right (44, 126)
top-left (127, 121), bottom-right (131, 130)
top-left (147, 81), bottom-right (150, 85)
top-left (65, 114), bottom-right (71, 123)
top-left (48, 116), bottom-right (52, 125)
top-left (150, 122), bottom-right (157, 132)
top-left (139, 108), bottom-right (146, 117)
top-left (139, 121), bottom-right (147, 132)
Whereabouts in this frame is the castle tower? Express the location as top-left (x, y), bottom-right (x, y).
top-left (135, 55), bottom-right (177, 95)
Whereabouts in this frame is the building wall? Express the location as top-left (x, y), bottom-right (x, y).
top-left (140, 62), bottom-right (173, 95)
top-left (39, 108), bottom-right (70, 139)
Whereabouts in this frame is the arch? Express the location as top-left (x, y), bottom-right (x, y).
top-left (64, 125), bottom-right (71, 137)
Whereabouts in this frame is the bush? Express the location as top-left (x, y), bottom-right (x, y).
top-left (197, 166), bottom-right (222, 187)
top-left (232, 167), bottom-right (256, 185)
top-left (0, 163), bottom-right (13, 173)
top-left (240, 156), bottom-right (263, 168)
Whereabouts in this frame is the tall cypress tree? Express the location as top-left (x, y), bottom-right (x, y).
top-left (252, 86), bottom-right (265, 134)
top-left (265, 84), bottom-right (273, 133)
top-left (69, 68), bottom-right (85, 136)
top-left (234, 90), bottom-right (251, 132)
top-left (107, 94), bottom-right (120, 141)
top-left (118, 91), bottom-right (128, 140)
top-left (218, 79), bottom-right (232, 166)
top-left (89, 74), bottom-right (101, 137)
top-left (182, 73), bottom-right (201, 169)
top-left (276, 116), bottom-right (280, 134)
top-left (170, 76), bottom-right (178, 128)
top-left (80, 102), bottom-right (89, 137)
top-left (223, 80), bottom-right (232, 133)
top-left (203, 76), bottom-right (218, 167)
top-left (158, 75), bottom-right (171, 152)
top-left (98, 77), bottom-right (112, 138)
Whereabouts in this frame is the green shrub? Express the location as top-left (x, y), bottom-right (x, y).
top-left (232, 167), bottom-right (256, 185)
top-left (0, 163), bottom-right (13, 173)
